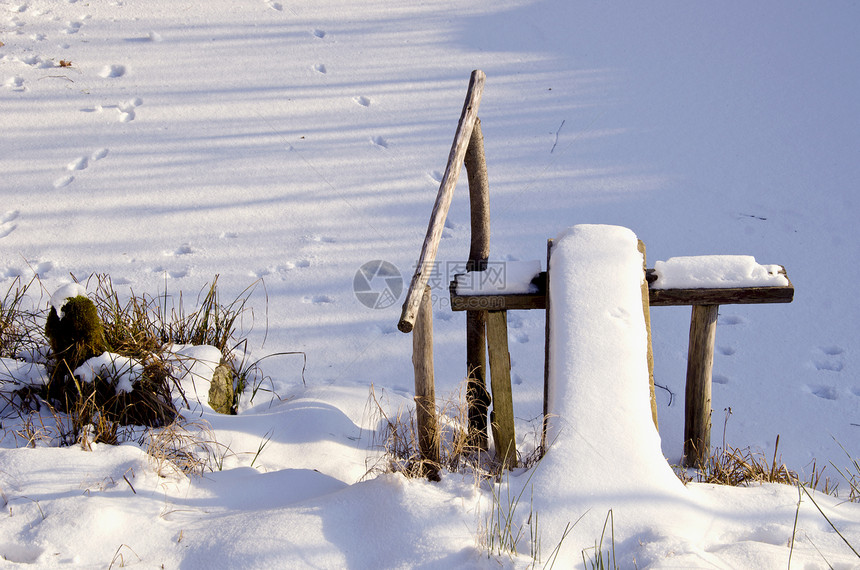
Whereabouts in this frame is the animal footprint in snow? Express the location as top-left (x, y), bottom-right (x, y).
top-left (117, 97), bottom-right (142, 122)
top-left (33, 260), bottom-right (53, 276)
top-left (99, 64), bottom-right (126, 78)
top-left (353, 96), bottom-right (371, 107)
top-left (0, 210), bottom-right (20, 238)
top-left (303, 294), bottom-right (334, 305)
top-left (813, 346), bottom-right (845, 372)
top-left (153, 266), bottom-right (189, 279)
top-left (91, 148), bottom-right (109, 161)
top-left (808, 384), bottom-right (839, 400)
top-left (313, 64), bottom-right (327, 74)
top-left (303, 235), bottom-right (335, 244)
top-left (255, 260), bottom-right (310, 277)
top-left (312, 29), bottom-right (326, 39)
top-left (814, 360), bottom-right (844, 372)
top-left (5, 76), bottom-right (25, 91)
top-left (1, 210), bottom-right (20, 225)
top-left (53, 175), bottom-right (74, 188)
top-left (608, 306), bottom-right (630, 322)
top-left (266, 1), bottom-right (283, 11)
top-left (167, 243), bottom-right (194, 256)
top-left (371, 136), bottom-right (388, 149)
top-left (718, 314), bottom-right (746, 326)
top-left (63, 21), bottom-right (83, 34)
top-left (67, 156), bottom-right (88, 171)
top-left (717, 345), bottom-right (736, 356)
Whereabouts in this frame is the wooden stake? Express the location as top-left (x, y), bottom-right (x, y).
top-left (464, 117), bottom-right (491, 449)
top-left (412, 286), bottom-right (440, 478)
top-left (398, 70), bottom-right (486, 333)
top-left (683, 303), bottom-right (718, 467)
top-left (487, 310), bottom-right (517, 469)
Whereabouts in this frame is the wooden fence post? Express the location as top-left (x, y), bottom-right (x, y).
top-left (464, 117), bottom-right (491, 449)
top-left (638, 240), bottom-right (658, 432)
top-left (412, 285), bottom-right (440, 479)
top-left (683, 303), bottom-right (718, 467)
top-left (486, 310), bottom-right (517, 469)
top-left (541, 240), bottom-right (553, 454)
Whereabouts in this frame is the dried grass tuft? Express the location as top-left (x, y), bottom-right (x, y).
top-left (365, 382), bottom-right (542, 482)
top-left (0, 275), bottom-right (44, 361)
top-left (144, 418), bottom-right (231, 477)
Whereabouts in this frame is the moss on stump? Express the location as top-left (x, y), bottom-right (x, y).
top-left (45, 295), bottom-right (107, 378)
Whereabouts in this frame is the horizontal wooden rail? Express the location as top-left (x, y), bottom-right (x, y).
top-left (448, 269), bottom-right (793, 311)
top-left (449, 263), bottom-right (793, 468)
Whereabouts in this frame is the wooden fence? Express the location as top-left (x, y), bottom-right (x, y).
top-left (399, 70), bottom-right (794, 474)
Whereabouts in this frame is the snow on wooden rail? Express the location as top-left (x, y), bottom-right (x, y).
top-left (449, 259), bottom-right (793, 310)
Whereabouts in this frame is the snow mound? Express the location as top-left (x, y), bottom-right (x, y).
top-left (533, 224), bottom-right (695, 560)
top-left (652, 255), bottom-right (789, 289)
top-left (543, 224), bottom-right (682, 493)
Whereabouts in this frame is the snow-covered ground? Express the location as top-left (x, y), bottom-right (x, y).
top-left (2, 0), bottom-right (859, 567)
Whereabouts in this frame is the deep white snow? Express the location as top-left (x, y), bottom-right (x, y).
top-left (1, 0), bottom-right (859, 567)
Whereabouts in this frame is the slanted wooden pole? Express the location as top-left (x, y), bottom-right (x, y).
top-left (412, 285), bottom-right (440, 480)
top-left (398, 70), bottom-right (486, 333)
top-left (486, 310), bottom-right (517, 469)
top-left (638, 240), bottom-right (658, 432)
top-left (464, 117), bottom-right (491, 449)
top-left (683, 303), bottom-right (719, 467)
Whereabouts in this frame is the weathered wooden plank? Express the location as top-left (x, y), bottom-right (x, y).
top-left (449, 272), bottom-right (547, 311)
top-left (398, 70), bottom-right (486, 333)
top-left (648, 284), bottom-right (794, 306)
top-left (486, 310), bottom-right (517, 469)
top-left (449, 270), bottom-right (793, 311)
top-left (683, 303), bottom-right (718, 467)
top-left (412, 285), bottom-right (440, 479)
